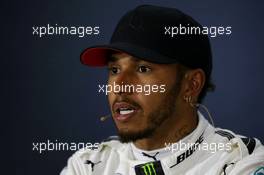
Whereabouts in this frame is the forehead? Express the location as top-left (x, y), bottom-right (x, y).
top-left (108, 52), bottom-right (143, 63)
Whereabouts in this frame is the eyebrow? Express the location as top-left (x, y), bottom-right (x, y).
top-left (108, 55), bottom-right (119, 63)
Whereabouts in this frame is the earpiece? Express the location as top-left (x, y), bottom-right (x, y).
top-left (100, 114), bottom-right (111, 122)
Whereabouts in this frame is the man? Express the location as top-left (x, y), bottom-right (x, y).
top-left (61, 5), bottom-right (264, 175)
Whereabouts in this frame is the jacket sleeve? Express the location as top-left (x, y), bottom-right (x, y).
top-left (60, 167), bottom-right (67, 175)
top-left (229, 138), bottom-right (264, 175)
top-left (59, 149), bottom-right (93, 175)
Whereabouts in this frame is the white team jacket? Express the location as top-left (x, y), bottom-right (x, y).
top-left (61, 113), bottom-right (264, 175)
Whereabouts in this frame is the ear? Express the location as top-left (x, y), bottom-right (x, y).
top-left (182, 69), bottom-right (206, 102)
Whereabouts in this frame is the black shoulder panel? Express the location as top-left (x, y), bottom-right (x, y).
top-left (241, 137), bottom-right (256, 155)
top-left (215, 130), bottom-right (235, 140)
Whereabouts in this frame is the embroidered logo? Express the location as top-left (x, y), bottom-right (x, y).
top-left (135, 161), bottom-right (165, 175)
top-left (254, 167), bottom-right (264, 175)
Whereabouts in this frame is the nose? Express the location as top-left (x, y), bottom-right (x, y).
top-left (112, 71), bottom-right (135, 95)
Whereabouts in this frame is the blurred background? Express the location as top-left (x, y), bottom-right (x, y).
top-left (3, 0), bottom-right (264, 174)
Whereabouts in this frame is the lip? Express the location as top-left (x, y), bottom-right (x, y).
top-left (113, 102), bottom-right (139, 122)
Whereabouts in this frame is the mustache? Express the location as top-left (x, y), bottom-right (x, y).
top-left (112, 96), bottom-right (141, 109)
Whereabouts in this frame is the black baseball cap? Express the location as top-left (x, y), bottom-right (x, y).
top-left (80, 5), bottom-right (212, 79)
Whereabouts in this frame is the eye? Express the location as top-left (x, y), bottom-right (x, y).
top-left (108, 66), bottom-right (120, 75)
top-left (138, 65), bottom-right (151, 73)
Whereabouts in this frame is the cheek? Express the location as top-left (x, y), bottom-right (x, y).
top-left (136, 90), bottom-right (167, 113)
top-left (107, 92), bottom-right (115, 104)
top-left (136, 80), bottom-right (177, 110)
top-left (107, 87), bottom-right (115, 111)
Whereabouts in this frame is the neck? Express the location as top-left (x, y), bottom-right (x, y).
top-left (134, 108), bottom-right (198, 150)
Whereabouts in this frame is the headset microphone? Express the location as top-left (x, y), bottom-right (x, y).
top-left (100, 114), bottom-right (111, 122)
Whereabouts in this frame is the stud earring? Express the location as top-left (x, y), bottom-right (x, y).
top-left (183, 96), bottom-right (192, 103)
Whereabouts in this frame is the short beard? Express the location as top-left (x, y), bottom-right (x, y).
top-left (117, 80), bottom-right (182, 143)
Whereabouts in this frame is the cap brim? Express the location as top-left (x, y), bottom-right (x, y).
top-left (80, 42), bottom-right (179, 67)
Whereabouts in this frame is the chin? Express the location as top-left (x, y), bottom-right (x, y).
top-left (117, 126), bottom-right (155, 143)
